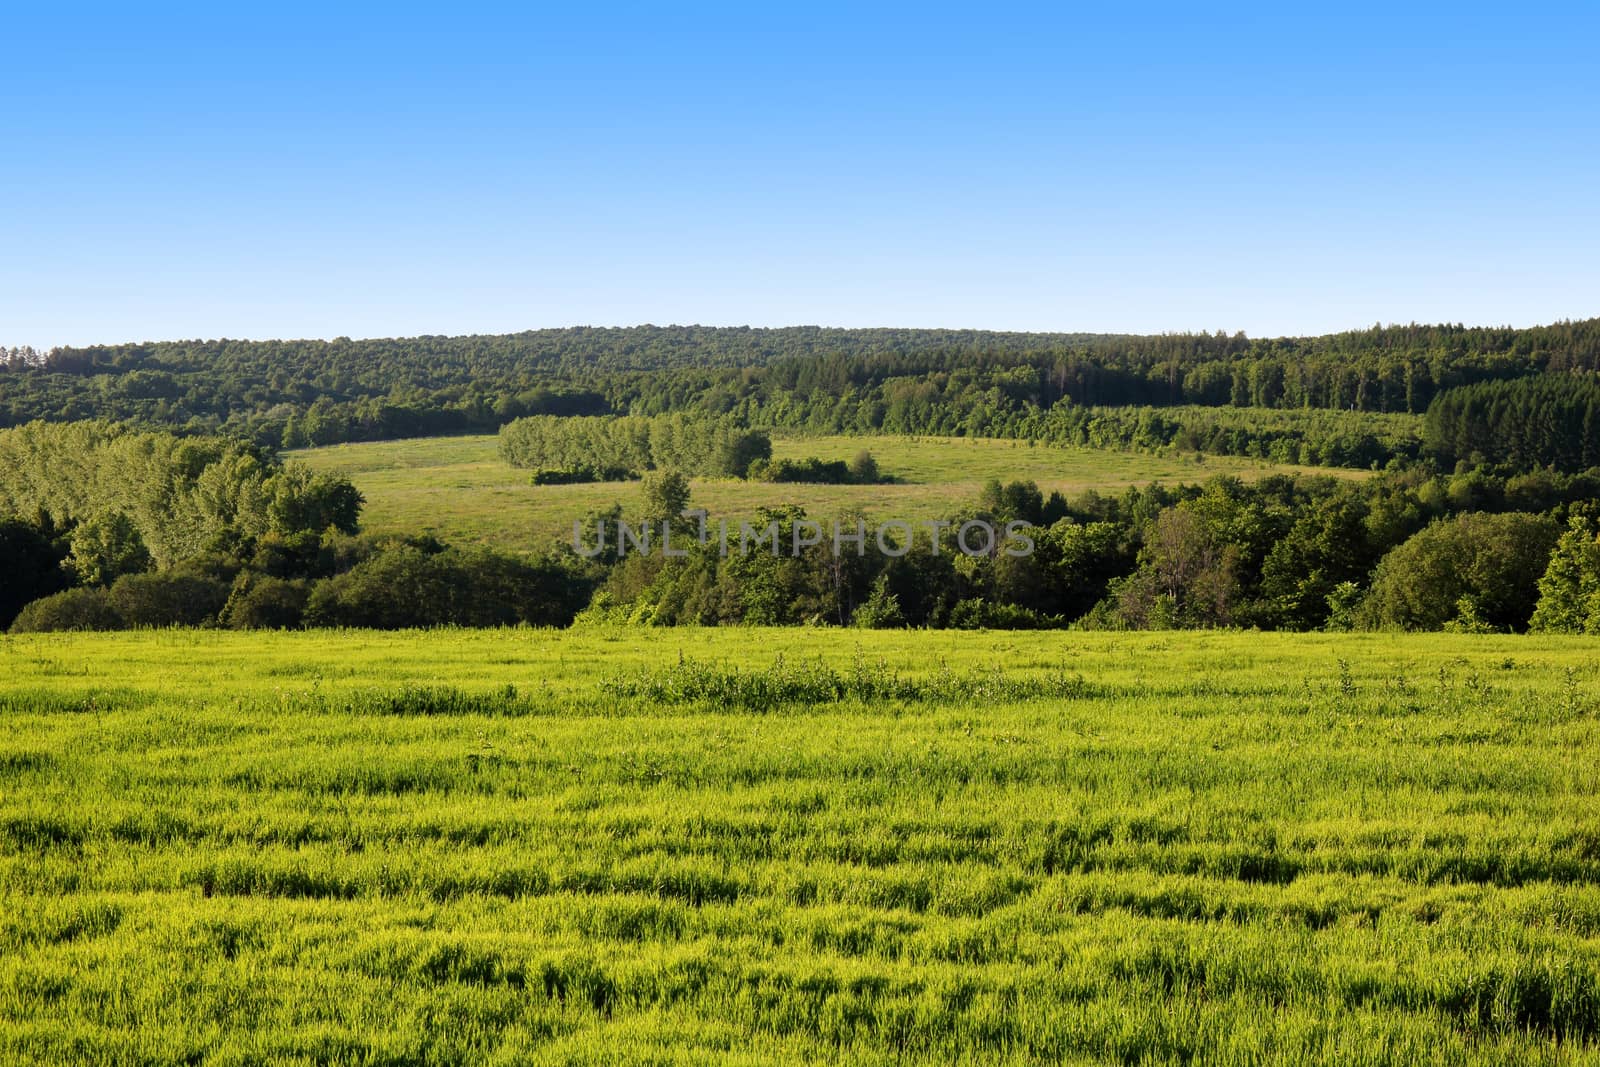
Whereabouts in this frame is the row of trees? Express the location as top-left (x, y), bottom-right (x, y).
top-left (6, 530), bottom-right (591, 633)
top-left (499, 414), bottom-right (773, 480)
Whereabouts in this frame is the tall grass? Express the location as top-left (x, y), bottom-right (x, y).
top-left (1, 629), bottom-right (1598, 1064)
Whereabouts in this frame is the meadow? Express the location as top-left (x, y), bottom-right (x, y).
top-left (290, 434), bottom-right (1362, 552)
top-left (2, 628), bottom-right (1599, 1064)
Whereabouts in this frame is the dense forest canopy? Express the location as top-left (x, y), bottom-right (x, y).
top-left (1422, 376), bottom-right (1600, 472)
top-left (4, 320), bottom-right (1599, 452)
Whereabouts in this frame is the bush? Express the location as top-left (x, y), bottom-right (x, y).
top-left (303, 547), bottom-right (455, 629)
top-left (303, 546), bottom-right (589, 629)
top-left (222, 574), bottom-right (310, 629)
top-left (107, 573), bottom-right (230, 627)
top-left (947, 598), bottom-right (1058, 630)
top-left (529, 467), bottom-right (634, 485)
top-left (758, 457), bottom-right (853, 484)
top-left (8, 588), bottom-right (123, 632)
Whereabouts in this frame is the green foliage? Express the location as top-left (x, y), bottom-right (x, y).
top-left (1529, 518), bottom-right (1600, 633)
top-left (1358, 512), bottom-right (1560, 631)
top-left (65, 511), bottom-right (151, 586)
top-left (0, 421), bottom-right (361, 567)
top-left (7, 587), bottom-right (122, 632)
top-left (1425, 376), bottom-right (1600, 472)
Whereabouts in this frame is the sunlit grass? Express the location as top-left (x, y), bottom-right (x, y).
top-left (288, 433), bottom-right (1365, 552)
top-left (2, 629), bottom-right (1598, 1063)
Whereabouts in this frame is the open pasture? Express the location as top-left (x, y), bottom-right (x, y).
top-left (289, 434), bottom-right (1360, 552)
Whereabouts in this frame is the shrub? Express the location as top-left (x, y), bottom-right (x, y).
top-left (303, 547), bottom-right (454, 629)
top-left (221, 574), bottom-right (310, 629)
top-left (947, 598), bottom-right (1058, 630)
top-left (8, 588), bottom-right (123, 632)
top-left (107, 573), bottom-right (230, 627)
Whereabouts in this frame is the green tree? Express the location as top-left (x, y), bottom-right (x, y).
top-left (640, 471), bottom-right (692, 528)
top-left (1115, 506), bottom-right (1239, 628)
top-left (0, 516), bottom-right (68, 628)
top-left (66, 512), bottom-right (151, 587)
top-left (1529, 517), bottom-right (1600, 633)
top-left (1357, 512), bottom-right (1559, 631)
top-left (1258, 495), bottom-right (1375, 630)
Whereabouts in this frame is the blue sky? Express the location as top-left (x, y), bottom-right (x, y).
top-left (3, 2), bottom-right (1597, 348)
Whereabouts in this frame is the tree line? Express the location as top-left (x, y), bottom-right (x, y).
top-left (499, 413), bottom-right (773, 480)
top-left (571, 465), bottom-right (1596, 633)
top-left (5, 320), bottom-right (1600, 453)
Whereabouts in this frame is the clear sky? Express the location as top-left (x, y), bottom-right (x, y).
top-left (3, 2), bottom-right (1597, 349)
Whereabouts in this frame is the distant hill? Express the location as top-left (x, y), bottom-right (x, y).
top-left (3, 320), bottom-right (1598, 451)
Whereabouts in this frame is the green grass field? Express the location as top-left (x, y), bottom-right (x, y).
top-left (289, 434), bottom-right (1364, 553)
top-left (3, 628), bottom-right (1599, 1064)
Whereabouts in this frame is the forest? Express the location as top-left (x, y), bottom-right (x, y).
top-left (5, 319), bottom-right (1600, 455)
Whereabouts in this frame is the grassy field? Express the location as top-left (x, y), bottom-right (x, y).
top-left (3, 628), bottom-right (1599, 1064)
top-left (289, 434), bottom-right (1365, 552)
